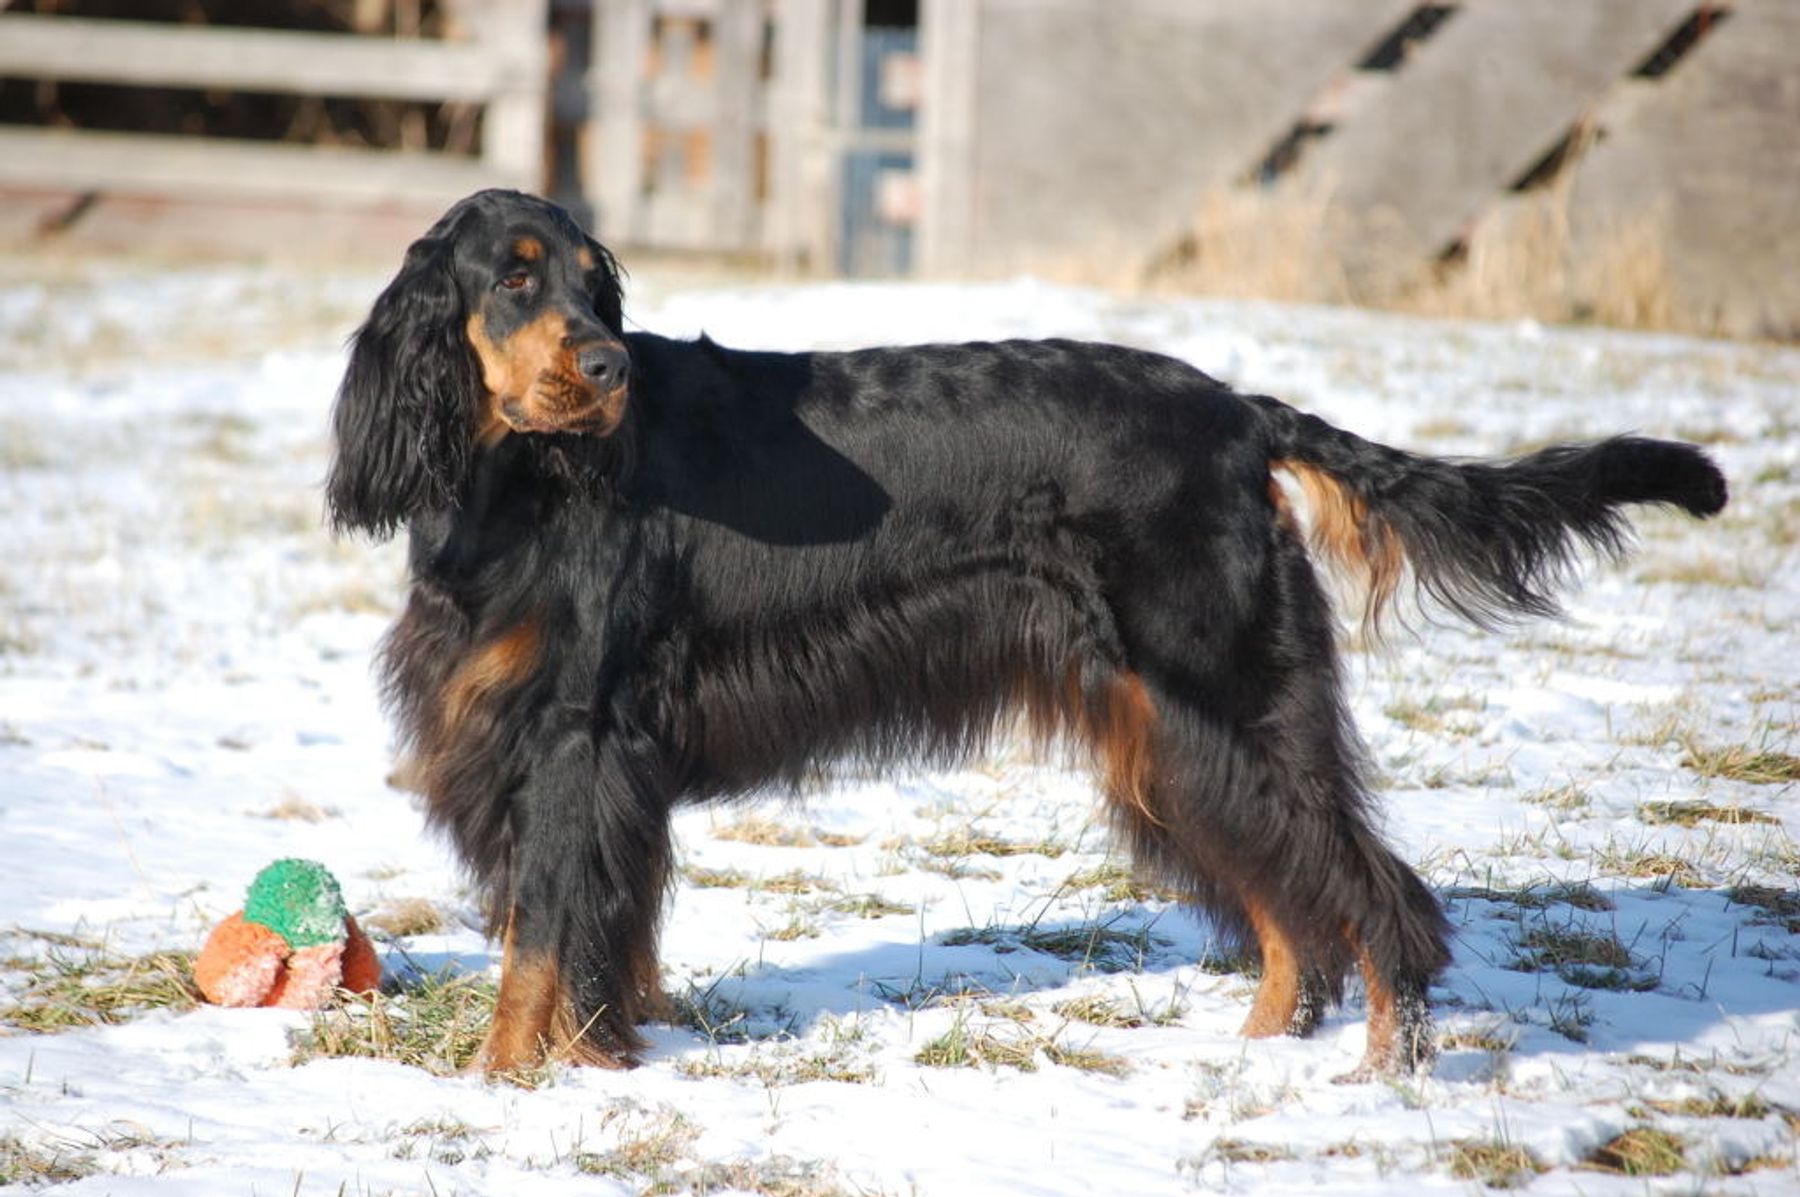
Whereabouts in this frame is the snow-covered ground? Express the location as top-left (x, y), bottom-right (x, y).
top-left (1, 260), bottom-right (1796, 1196)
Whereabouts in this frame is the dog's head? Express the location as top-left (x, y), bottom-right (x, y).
top-left (327, 190), bottom-right (630, 535)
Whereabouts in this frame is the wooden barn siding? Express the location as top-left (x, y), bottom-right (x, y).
top-left (923, 0), bottom-right (1796, 337)
top-left (922, 0), bottom-right (1416, 276)
top-left (0, 3), bottom-right (546, 260)
top-left (1566, 0), bottom-right (1800, 339)
top-left (1289, 0), bottom-right (1696, 289)
top-left (0, 5), bottom-right (547, 206)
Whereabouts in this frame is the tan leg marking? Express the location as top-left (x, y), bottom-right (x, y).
top-left (440, 620), bottom-right (541, 736)
top-left (1088, 671), bottom-right (1162, 829)
top-left (478, 923), bottom-right (561, 1076)
top-left (1240, 895), bottom-right (1304, 1038)
top-left (1355, 934), bottom-right (1400, 1070)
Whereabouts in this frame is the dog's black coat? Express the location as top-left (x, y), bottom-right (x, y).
top-left (328, 190), bottom-right (1727, 1072)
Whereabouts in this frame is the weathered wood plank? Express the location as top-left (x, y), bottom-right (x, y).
top-left (470, 0), bottom-right (551, 187)
top-left (938, 0), bottom-right (1416, 275)
top-left (0, 13), bottom-right (502, 102)
top-left (590, 0), bottom-right (652, 242)
top-left (707, 0), bottom-right (765, 251)
top-left (765, 0), bottom-right (834, 265)
top-left (1568, 1), bottom-right (1800, 339)
top-left (1293, 0), bottom-right (1695, 294)
top-left (0, 127), bottom-right (501, 205)
top-left (916, 0), bottom-right (980, 274)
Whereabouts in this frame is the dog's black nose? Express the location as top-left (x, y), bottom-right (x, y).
top-left (577, 342), bottom-right (629, 387)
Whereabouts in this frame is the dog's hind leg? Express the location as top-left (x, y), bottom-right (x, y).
top-left (1065, 662), bottom-right (1322, 1039)
top-left (1103, 520), bottom-right (1448, 1073)
top-left (1214, 523), bottom-right (1450, 1075)
top-left (1081, 671), bottom-right (1333, 1041)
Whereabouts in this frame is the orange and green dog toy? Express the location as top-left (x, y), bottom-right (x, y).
top-left (194, 859), bottom-right (381, 1008)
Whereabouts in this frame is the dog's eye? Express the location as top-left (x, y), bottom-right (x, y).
top-left (498, 271), bottom-right (532, 292)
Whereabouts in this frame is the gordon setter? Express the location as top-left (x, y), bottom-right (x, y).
top-left (327, 189), bottom-right (1727, 1079)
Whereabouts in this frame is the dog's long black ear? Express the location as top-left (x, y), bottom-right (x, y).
top-left (326, 234), bottom-right (481, 537)
top-left (585, 235), bottom-right (626, 332)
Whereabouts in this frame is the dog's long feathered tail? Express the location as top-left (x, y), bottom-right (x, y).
top-left (1250, 395), bottom-right (1729, 630)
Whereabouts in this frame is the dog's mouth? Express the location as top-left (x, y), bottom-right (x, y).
top-left (499, 377), bottom-right (628, 437)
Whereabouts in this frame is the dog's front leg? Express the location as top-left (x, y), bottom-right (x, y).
top-left (477, 722), bottom-right (673, 1077)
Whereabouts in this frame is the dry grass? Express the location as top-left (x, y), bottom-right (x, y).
top-left (711, 815), bottom-right (817, 848)
top-left (756, 870), bottom-right (837, 896)
top-left (914, 1015), bottom-right (1131, 1078)
top-left (1639, 800), bottom-right (1781, 828)
top-left (256, 792), bottom-right (341, 822)
top-left (1637, 555), bottom-right (1767, 589)
top-left (918, 827), bottom-right (1067, 860)
top-left (914, 857), bottom-right (1003, 882)
top-left (685, 865), bottom-right (754, 889)
top-left (939, 919), bottom-right (1164, 975)
top-left (292, 972), bottom-right (499, 1080)
top-left (1445, 1139), bottom-right (1543, 1188)
top-left (0, 946), bottom-right (199, 1033)
top-left (1051, 991), bottom-right (1183, 1029)
top-left (571, 1108), bottom-right (700, 1184)
top-left (0, 1135), bottom-right (98, 1185)
top-left (1595, 844), bottom-right (1708, 890)
top-left (1060, 862), bottom-right (1183, 904)
top-left (363, 898), bottom-right (449, 938)
top-left (1546, 991), bottom-right (1595, 1043)
top-left (1522, 783), bottom-right (1591, 813)
top-left (1727, 885), bottom-right (1800, 932)
top-left (1680, 742), bottom-right (1800, 786)
top-left (1384, 692), bottom-right (1485, 736)
top-left (1439, 1027), bottom-right (1515, 1054)
top-left (1143, 182), bottom-right (1699, 337)
top-left (816, 892), bottom-right (913, 919)
top-left (1417, 186), bottom-right (1675, 332)
top-left (1512, 924), bottom-right (1633, 970)
top-left (1585, 1127), bottom-right (1687, 1177)
top-left (1447, 882), bottom-right (1612, 913)
top-left (1639, 1092), bottom-right (1771, 1120)
top-left (1207, 1138), bottom-right (1295, 1165)
top-left (1148, 184), bottom-right (1347, 305)
top-left (762, 915), bottom-right (819, 942)
top-left (388, 1116), bottom-right (494, 1166)
top-left (678, 1018), bottom-right (878, 1087)
top-left (671, 978), bottom-right (774, 1047)
top-left (677, 1051), bottom-right (877, 1087)
top-left (679, 1155), bottom-right (878, 1197)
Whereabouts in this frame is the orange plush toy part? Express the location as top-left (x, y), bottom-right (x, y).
top-left (194, 859), bottom-right (381, 1009)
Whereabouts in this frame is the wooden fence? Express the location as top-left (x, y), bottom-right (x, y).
top-left (914, 0), bottom-right (1796, 338)
top-left (0, 2), bottom-right (1791, 336)
top-left (0, 3), bottom-right (546, 208)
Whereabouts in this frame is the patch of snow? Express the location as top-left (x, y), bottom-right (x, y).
top-left (2, 266), bottom-right (1795, 1195)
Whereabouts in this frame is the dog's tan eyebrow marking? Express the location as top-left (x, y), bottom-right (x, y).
top-left (513, 236), bottom-right (544, 262)
top-left (576, 246), bottom-right (595, 271)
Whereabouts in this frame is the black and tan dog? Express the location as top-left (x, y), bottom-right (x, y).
top-left (327, 189), bottom-right (1726, 1078)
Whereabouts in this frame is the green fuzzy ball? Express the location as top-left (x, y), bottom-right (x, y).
top-left (242, 859), bottom-right (347, 948)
